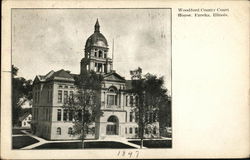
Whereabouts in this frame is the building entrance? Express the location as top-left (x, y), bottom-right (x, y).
top-left (106, 116), bottom-right (119, 135)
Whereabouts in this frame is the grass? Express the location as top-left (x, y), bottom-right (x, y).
top-left (12, 128), bottom-right (30, 134)
top-left (34, 141), bottom-right (136, 149)
top-left (128, 140), bottom-right (172, 148)
top-left (12, 136), bottom-right (39, 149)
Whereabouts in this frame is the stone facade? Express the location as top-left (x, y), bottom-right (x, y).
top-left (31, 20), bottom-right (159, 140)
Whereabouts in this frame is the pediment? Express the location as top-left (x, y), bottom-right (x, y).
top-left (103, 73), bottom-right (125, 82)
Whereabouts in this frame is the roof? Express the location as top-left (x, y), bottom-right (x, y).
top-left (19, 112), bottom-right (31, 121)
top-left (33, 69), bottom-right (75, 84)
top-left (125, 80), bottom-right (133, 90)
top-left (85, 20), bottom-right (108, 48)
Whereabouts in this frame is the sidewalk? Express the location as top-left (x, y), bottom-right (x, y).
top-left (20, 130), bottom-right (146, 149)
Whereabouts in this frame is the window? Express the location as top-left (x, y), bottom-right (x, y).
top-left (47, 90), bottom-right (50, 102)
top-left (104, 53), bottom-right (107, 58)
top-left (57, 127), bottom-right (61, 135)
top-left (57, 109), bottom-right (62, 121)
top-left (94, 50), bottom-right (97, 57)
top-left (97, 63), bottom-right (102, 72)
top-left (24, 122), bottom-right (26, 125)
top-left (50, 90), bottom-right (52, 102)
top-left (34, 92), bottom-right (36, 103)
top-left (125, 96), bottom-right (128, 106)
top-left (107, 95), bottom-right (117, 105)
top-left (69, 91), bottom-right (73, 100)
top-left (59, 85), bottom-right (63, 88)
top-left (130, 96), bottom-right (133, 106)
top-left (129, 127), bottom-right (133, 134)
top-left (99, 50), bottom-right (103, 58)
top-left (135, 127), bottom-right (138, 134)
top-left (77, 110), bottom-right (82, 121)
top-left (29, 117), bottom-right (31, 120)
top-left (125, 127), bottom-right (127, 134)
top-left (129, 112), bottom-right (133, 122)
top-left (64, 91), bottom-right (68, 103)
top-left (58, 90), bottom-right (62, 103)
top-left (68, 127), bottom-right (73, 135)
top-left (91, 127), bottom-right (95, 135)
top-left (63, 109), bottom-right (68, 121)
top-left (69, 110), bottom-right (73, 121)
top-left (135, 96), bottom-right (139, 106)
top-left (65, 85), bottom-right (68, 88)
top-left (153, 127), bottom-right (157, 134)
top-left (37, 92), bottom-right (40, 103)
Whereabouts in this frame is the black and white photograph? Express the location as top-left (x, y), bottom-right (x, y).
top-left (11, 9), bottom-right (172, 150)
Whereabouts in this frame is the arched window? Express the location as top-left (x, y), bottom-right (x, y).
top-left (57, 127), bottom-right (61, 135)
top-left (108, 116), bottom-right (118, 122)
top-left (106, 116), bottom-right (119, 135)
top-left (68, 127), bottom-right (73, 135)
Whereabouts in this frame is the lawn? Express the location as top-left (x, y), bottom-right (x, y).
top-left (13, 128), bottom-right (31, 135)
top-left (12, 128), bottom-right (30, 135)
top-left (12, 136), bottom-right (39, 149)
top-left (128, 140), bottom-right (172, 148)
top-left (34, 141), bottom-right (136, 149)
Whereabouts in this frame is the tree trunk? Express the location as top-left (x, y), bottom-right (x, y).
top-left (140, 138), bottom-right (144, 149)
top-left (81, 109), bottom-right (85, 149)
top-left (82, 138), bottom-right (85, 148)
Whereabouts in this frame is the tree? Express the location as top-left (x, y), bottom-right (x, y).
top-left (130, 68), bottom-right (169, 148)
top-left (63, 70), bottom-right (103, 148)
top-left (12, 65), bottom-right (33, 126)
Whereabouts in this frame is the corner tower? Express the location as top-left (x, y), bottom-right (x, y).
top-left (81, 19), bottom-right (113, 74)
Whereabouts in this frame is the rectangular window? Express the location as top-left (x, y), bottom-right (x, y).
top-left (129, 127), bottom-right (133, 134)
top-left (107, 95), bottom-right (115, 105)
top-left (99, 51), bottom-right (102, 58)
top-left (63, 109), bottom-right (68, 121)
top-left (125, 127), bottom-right (127, 134)
top-left (135, 127), bottom-right (138, 134)
top-left (50, 90), bottom-right (52, 102)
top-left (129, 112), bottom-right (133, 122)
top-left (69, 110), bottom-right (73, 121)
top-left (47, 90), bottom-right (50, 102)
top-left (34, 92), bottom-right (36, 103)
top-left (57, 109), bottom-right (62, 121)
top-left (37, 92), bottom-right (40, 103)
top-left (125, 96), bottom-right (128, 106)
top-left (135, 96), bottom-right (139, 106)
top-left (58, 90), bottom-right (62, 103)
top-left (130, 96), bottom-right (133, 106)
top-left (69, 91), bottom-right (73, 100)
top-left (64, 91), bottom-right (68, 103)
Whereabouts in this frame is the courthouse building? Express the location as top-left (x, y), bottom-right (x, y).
top-left (31, 20), bottom-right (159, 140)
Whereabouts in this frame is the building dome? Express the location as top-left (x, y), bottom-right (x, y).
top-left (85, 19), bottom-right (108, 48)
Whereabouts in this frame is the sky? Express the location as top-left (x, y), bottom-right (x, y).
top-left (12, 9), bottom-right (171, 93)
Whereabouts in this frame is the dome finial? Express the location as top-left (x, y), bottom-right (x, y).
top-left (95, 18), bottom-right (100, 33)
